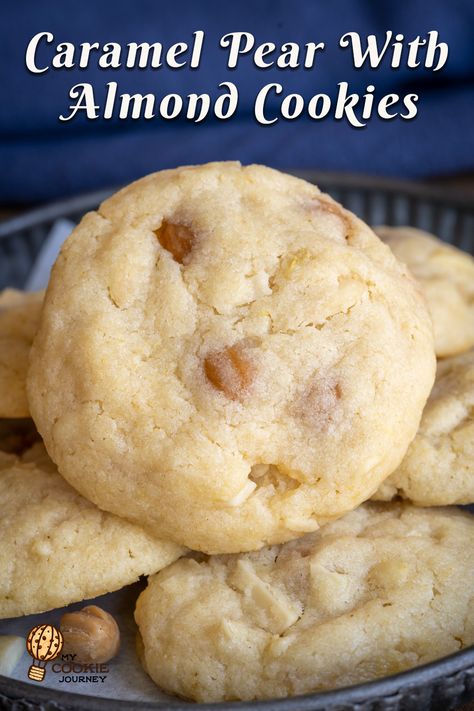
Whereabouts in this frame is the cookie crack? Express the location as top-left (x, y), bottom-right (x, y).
top-left (106, 286), bottom-right (121, 310)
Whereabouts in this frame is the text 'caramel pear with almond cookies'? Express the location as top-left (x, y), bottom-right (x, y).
top-left (28, 163), bottom-right (436, 554)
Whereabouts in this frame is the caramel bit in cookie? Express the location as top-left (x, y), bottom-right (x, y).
top-left (155, 221), bottom-right (195, 263)
top-left (306, 198), bottom-right (351, 239)
top-left (204, 343), bottom-right (255, 400)
top-left (300, 379), bottom-right (343, 429)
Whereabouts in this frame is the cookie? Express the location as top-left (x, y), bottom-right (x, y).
top-left (375, 227), bottom-right (474, 358)
top-left (28, 162), bottom-right (435, 553)
top-left (135, 503), bottom-right (474, 702)
top-left (374, 350), bottom-right (474, 505)
top-left (0, 444), bottom-right (184, 618)
top-left (0, 289), bottom-right (43, 417)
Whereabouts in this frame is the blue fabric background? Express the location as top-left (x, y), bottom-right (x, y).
top-left (1, 0), bottom-right (473, 201)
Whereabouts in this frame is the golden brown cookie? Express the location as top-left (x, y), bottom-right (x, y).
top-left (135, 503), bottom-right (474, 702)
top-left (28, 163), bottom-right (435, 553)
top-left (0, 444), bottom-right (184, 618)
top-left (374, 350), bottom-right (474, 505)
top-left (375, 227), bottom-right (474, 358)
top-left (0, 289), bottom-right (43, 417)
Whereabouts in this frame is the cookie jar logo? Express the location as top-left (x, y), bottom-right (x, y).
top-left (26, 624), bottom-right (64, 681)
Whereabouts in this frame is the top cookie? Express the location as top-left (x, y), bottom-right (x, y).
top-left (0, 289), bottom-right (43, 417)
top-left (28, 163), bottom-right (435, 554)
top-left (374, 349), bottom-right (474, 505)
top-left (375, 227), bottom-right (474, 358)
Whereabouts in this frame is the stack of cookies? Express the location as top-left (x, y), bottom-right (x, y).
top-left (1, 163), bottom-right (473, 702)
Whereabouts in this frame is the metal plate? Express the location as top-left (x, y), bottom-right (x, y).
top-left (0, 173), bottom-right (473, 710)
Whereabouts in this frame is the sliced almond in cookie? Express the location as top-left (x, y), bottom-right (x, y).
top-left (227, 480), bottom-right (257, 507)
top-left (230, 559), bottom-right (301, 634)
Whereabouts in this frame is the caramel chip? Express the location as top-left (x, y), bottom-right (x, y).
top-left (155, 221), bottom-right (195, 263)
top-left (300, 379), bottom-right (343, 429)
top-left (60, 605), bottom-right (120, 664)
top-left (204, 343), bottom-right (255, 400)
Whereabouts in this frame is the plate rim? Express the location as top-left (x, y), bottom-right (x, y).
top-left (1, 645), bottom-right (473, 710)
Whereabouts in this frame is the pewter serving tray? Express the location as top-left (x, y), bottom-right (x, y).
top-left (0, 172), bottom-right (473, 711)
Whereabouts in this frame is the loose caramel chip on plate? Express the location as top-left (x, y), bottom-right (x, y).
top-left (60, 605), bottom-right (120, 664)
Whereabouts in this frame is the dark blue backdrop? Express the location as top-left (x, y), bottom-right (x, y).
top-left (1, 0), bottom-right (473, 202)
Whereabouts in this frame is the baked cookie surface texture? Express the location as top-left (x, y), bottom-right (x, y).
top-left (375, 226), bottom-right (474, 358)
top-left (0, 289), bottom-right (43, 418)
top-left (0, 444), bottom-right (183, 618)
top-left (135, 503), bottom-right (474, 702)
top-left (375, 350), bottom-right (474, 505)
top-left (29, 163), bottom-right (435, 553)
